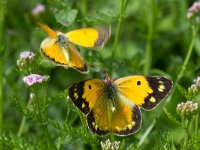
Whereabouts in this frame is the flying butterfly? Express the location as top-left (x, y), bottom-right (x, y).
top-left (68, 75), bottom-right (173, 136)
top-left (39, 23), bottom-right (111, 73)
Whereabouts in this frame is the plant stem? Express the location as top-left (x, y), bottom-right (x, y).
top-left (17, 116), bottom-right (26, 136)
top-left (195, 114), bottom-right (198, 135)
top-left (0, 0), bottom-right (5, 150)
top-left (175, 25), bottom-right (199, 84)
top-left (35, 90), bottom-right (55, 149)
top-left (143, 0), bottom-right (155, 75)
top-left (138, 25), bottom-right (199, 147)
top-left (110, 0), bottom-right (129, 73)
top-left (138, 120), bottom-right (155, 147)
top-left (17, 98), bottom-right (33, 137)
top-left (81, 0), bottom-right (87, 17)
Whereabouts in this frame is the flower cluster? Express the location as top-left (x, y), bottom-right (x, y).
top-left (20, 51), bottom-right (36, 60)
top-left (101, 139), bottom-right (120, 150)
top-left (17, 51), bottom-right (35, 70)
top-left (188, 76), bottom-right (200, 93)
top-left (176, 100), bottom-right (199, 118)
top-left (187, 2), bottom-right (200, 23)
top-left (23, 74), bottom-right (50, 87)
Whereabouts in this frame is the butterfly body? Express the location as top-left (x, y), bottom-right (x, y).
top-left (69, 75), bottom-right (173, 136)
top-left (39, 23), bottom-right (111, 73)
top-left (57, 33), bottom-right (68, 45)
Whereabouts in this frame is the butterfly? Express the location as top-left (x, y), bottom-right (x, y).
top-left (68, 75), bottom-right (173, 136)
top-left (39, 23), bottom-right (111, 73)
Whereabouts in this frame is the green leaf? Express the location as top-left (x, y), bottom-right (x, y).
top-left (177, 84), bottom-right (197, 99)
top-left (84, 10), bottom-right (117, 25)
top-left (163, 107), bottom-right (182, 126)
top-left (0, 132), bottom-right (37, 150)
top-left (55, 9), bottom-right (78, 26)
top-left (177, 84), bottom-right (188, 98)
top-left (48, 119), bottom-right (99, 145)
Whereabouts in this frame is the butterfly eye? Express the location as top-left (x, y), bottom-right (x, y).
top-left (89, 85), bottom-right (92, 89)
top-left (137, 81), bottom-right (141, 86)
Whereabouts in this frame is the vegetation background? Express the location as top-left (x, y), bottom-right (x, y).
top-left (0, 0), bottom-right (200, 149)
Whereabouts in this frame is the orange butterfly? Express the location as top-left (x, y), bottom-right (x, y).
top-left (39, 23), bottom-right (111, 73)
top-left (69, 75), bottom-right (173, 136)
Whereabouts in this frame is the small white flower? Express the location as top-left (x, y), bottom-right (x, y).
top-left (176, 100), bottom-right (199, 117)
top-left (101, 139), bottom-right (120, 150)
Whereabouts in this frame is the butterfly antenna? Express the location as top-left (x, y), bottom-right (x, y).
top-left (90, 64), bottom-right (107, 78)
top-left (58, 21), bottom-right (70, 32)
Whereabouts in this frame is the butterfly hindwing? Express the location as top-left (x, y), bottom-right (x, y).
top-left (68, 79), bottom-right (104, 115)
top-left (40, 38), bottom-right (87, 73)
top-left (87, 93), bottom-right (142, 136)
top-left (40, 37), bottom-right (69, 65)
top-left (67, 44), bottom-right (88, 73)
top-left (115, 75), bottom-right (173, 110)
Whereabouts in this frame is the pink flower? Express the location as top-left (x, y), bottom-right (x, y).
top-left (187, 2), bottom-right (200, 19)
top-left (31, 3), bottom-right (45, 15)
top-left (23, 74), bottom-right (49, 86)
top-left (20, 51), bottom-right (35, 60)
top-left (17, 51), bottom-right (36, 70)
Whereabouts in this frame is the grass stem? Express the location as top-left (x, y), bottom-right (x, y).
top-left (143, 0), bottom-right (155, 75)
top-left (175, 25), bottom-right (199, 84)
top-left (17, 97), bottom-right (34, 137)
top-left (35, 90), bottom-right (55, 149)
top-left (110, 0), bottom-right (129, 73)
top-left (0, 0), bottom-right (6, 149)
top-left (195, 113), bottom-right (198, 135)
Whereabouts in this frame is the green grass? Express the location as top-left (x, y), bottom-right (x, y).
top-left (1, 0), bottom-right (200, 149)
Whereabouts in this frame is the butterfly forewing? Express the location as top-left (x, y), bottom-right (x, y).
top-left (68, 79), bottom-right (105, 115)
top-left (115, 76), bottom-right (173, 110)
top-left (142, 76), bottom-right (173, 110)
top-left (38, 22), bottom-right (57, 38)
top-left (66, 26), bottom-right (111, 48)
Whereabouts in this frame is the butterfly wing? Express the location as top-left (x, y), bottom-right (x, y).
top-left (87, 92), bottom-right (142, 136)
top-left (40, 38), bottom-right (87, 73)
top-left (38, 22), bottom-right (57, 38)
top-left (68, 79), bottom-right (105, 115)
top-left (67, 44), bottom-right (88, 73)
top-left (114, 75), bottom-right (173, 110)
top-left (40, 37), bottom-right (69, 65)
top-left (65, 26), bottom-right (111, 48)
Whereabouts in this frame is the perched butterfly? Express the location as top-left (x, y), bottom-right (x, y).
top-left (39, 23), bottom-right (111, 73)
top-left (68, 75), bottom-right (173, 136)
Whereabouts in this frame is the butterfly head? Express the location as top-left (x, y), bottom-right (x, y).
top-left (57, 33), bottom-right (68, 46)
